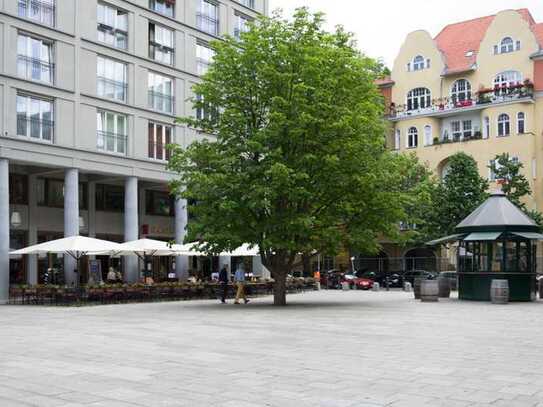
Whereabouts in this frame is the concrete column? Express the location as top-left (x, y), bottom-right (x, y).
top-left (0, 159), bottom-right (9, 304)
top-left (124, 176), bottom-right (139, 282)
top-left (175, 198), bottom-right (189, 281)
top-left (64, 168), bottom-right (79, 286)
top-left (88, 182), bottom-right (96, 238)
top-left (27, 174), bottom-right (38, 285)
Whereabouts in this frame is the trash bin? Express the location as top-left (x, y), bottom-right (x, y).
top-left (491, 279), bottom-right (509, 304)
top-left (420, 279), bottom-right (439, 302)
top-left (437, 277), bottom-right (451, 298)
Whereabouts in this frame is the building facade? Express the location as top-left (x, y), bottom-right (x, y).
top-left (372, 9), bottom-right (543, 270)
top-left (0, 0), bottom-right (267, 302)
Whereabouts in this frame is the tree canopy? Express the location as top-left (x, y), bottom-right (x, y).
top-left (169, 8), bottom-right (412, 305)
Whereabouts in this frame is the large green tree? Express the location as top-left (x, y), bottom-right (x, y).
top-left (169, 9), bottom-right (408, 305)
top-left (427, 152), bottom-right (489, 237)
top-left (489, 153), bottom-right (543, 226)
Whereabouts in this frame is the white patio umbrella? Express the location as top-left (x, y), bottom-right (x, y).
top-left (110, 238), bottom-right (176, 259)
top-left (10, 236), bottom-right (122, 260)
top-left (170, 242), bottom-right (208, 257)
top-left (221, 244), bottom-right (260, 257)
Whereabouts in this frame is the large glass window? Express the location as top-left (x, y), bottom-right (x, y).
top-left (95, 184), bottom-right (124, 212)
top-left (451, 79), bottom-right (471, 104)
top-left (10, 174), bottom-right (28, 205)
top-left (197, 0), bottom-right (219, 35)
top-left (149, 0), bottom-right (174, 17)
top-left (494, 71), bottom-right (522, 95)
top-left (412, 55), bottom-right (425, 71)
top-left (16, 93), bottom-right (53, 142)
top-left (195, 93), bottom-right (217, 121)
top-left (500, 37), bottom-right (514, 54)
top-left (146, 190), bottom-right (174, 216)
top-left (406, 88), bottom-right (431, 111)
top-left (96, 111), bottom-right (127, 155)
top-left (148, 122), bottom-right (172, 161)
top-left (234, 13), bottom-right (251, 39)
top-left (498, 113), bottom-right (510, 137)
top-left (148, 72), bottom-right (174, 113)
top-left (97, 2), bottom-right (128, 50)
top-left (149, 23), bottom-right (174, 65)
top-left (97, 56), bottom-right (127, 102)
top-left (407, 127), bottom-right (418, 148)
top-left (18, 0), bottom-right (55, 26)
top-left (196, 41), bottom-right (215, 75)
top-left (37, 179), bottom-right (88, 209)
top-left (17, 33), bottom-right (54, 83)
top-left (451, 121), bottom-right (461, 140)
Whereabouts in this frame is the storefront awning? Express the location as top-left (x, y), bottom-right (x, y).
top-left (463, 232), bottom-right (502, 241)
top-left (426, 234), bottom-right (464, 246)
top-left (511, 232), bottom-right (543, 240)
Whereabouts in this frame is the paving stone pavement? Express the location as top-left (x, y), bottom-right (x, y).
top-left (2, 290), bottom-right (543, 406)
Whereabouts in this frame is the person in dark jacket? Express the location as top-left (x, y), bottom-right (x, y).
top-left (218, 264), bottom-right (229, 303)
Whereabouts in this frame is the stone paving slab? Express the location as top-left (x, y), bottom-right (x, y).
top-left (2, 290), bottom-right (543, 406)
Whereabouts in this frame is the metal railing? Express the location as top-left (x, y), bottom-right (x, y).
top-left (148, 90), bottom-right (174, 113)
top-left (149, 42), bottom-right (174, 65)
top-left (239, 0), bottom-right (255, 8)
top-left (17, 55), bottom-right (54, 83)
top-left (97, 76), bottom-right (127, 102)
top-left (18, 0), bottom-right (55, 26)
top-left (148, 142), bottom-right (170, 161)
top-left (196, 12), bottom-right (219, 35)
top-left (17, 116), bottom-right (54, 142)
top-left (97, 130), bottom-right (127, 155)
top-left (97, 24), bottom-right (128, 50)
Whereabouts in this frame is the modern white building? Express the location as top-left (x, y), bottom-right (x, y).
top-left (0, 0), bottom-right (268, 302)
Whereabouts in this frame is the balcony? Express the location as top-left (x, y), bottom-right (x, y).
top-left (149, 42), bottom-right (174, 66)
top-left (97, 76), bottom-right (127, 102)
top-left (197, 13), bottom-right (219, 36)
top-left (18, 0), bottom-right (55, 26)
top-left (17, 116), bottom-right (54, 142)
top-left (148, 91), bottom-right (174, 114)
top-left (17, 55), bottom-right (54, 83)
top-left (97, 130), bottom-right (127, 155)
top-left (388, 81), bottom-right (534, 121)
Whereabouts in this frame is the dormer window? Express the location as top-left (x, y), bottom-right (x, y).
top-left (494, 37), bottom-right (521, 54)
top-left (408, 55), bottom-right (430, 72)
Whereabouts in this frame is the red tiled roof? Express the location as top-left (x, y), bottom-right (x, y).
top-left (434, 9), bottom-right (542, 75)
top-left (375, 77), bottom-right (395, 87)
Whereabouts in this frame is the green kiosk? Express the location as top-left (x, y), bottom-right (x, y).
top-left (428, 190), bottom-right (543, 301)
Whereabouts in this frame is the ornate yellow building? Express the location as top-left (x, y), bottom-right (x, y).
top-left (371, 8), bottom-right (543, 270)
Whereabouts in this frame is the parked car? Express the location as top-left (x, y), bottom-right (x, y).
top-left (352, 276), bottom-right (374, 290)
top-left (402, 270), bottom-right (436, 286)
top-left (358, 271), bottom-right (403, 288)
top-left (439, 271), bottom-right (458, 291)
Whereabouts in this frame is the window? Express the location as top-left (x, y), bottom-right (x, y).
top-left (494, 71), bottom-right (522, 95)
top-left (500, 37), bottom-right (514, 54)
top-left (10, 174), bottom-right (28, 205)
top-left (95, 184), bottom-right (124, 212)
top-left (424, 125), bottom-right (432, 146)
top-left (234, 13), bottom-right (251, 39)
top-left (97, 56), bottom-right (127, 102)
top-left (239, 0), bottom-right (255, 8)
top-left (517, 112), bottom-right (525, 134)
top-left (498, 113), bottom-right (510, 137)
top-left (196, 93), bottom-right (217, 121)
top-left (197, 0), bottom-right (219, 35)
top-left (406, 88), bottom-right (431, 111)
top-left (18, 0), bottom-right (55, 26)
top-left (412, 55), bottom-right (425, 71)
top-left (451, 79), bottom-right (472, 104)
top-left (394, 129), bottom-right (400, 150)
top-left (451, 121), bottom-right (461, 140)
top-left (149, 0), bottom-right (174, 17)
top-left (148, 72), bottom-right (174, 113)
top-left (16, 93), bottom-right (54, 142)
top-left (149, 23), bottom-right (174, 65)
top-left (462, 120), bottom-right (472, 138)
top-left (148, 122), bottom-right (172, 161)
top-left (483, 116), bottom-right (490, 139)
top-left (97, 2), bottom-right (128, 50)
top-left (196, 41), bottom-right (215, 75)
top-left (96, 111), bottom-right (127, 155)
top-left (17, 33), bottom-right (54, 83)
top-left (37, 179), bottom-right (88, 209)
top-left (146, 190), bottom-right (174, 216)
top-left (407, 127), bottom-right (418, 148)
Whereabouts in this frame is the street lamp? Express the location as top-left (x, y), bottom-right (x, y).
top-left (10, 211), bottom-right (22, 228)
top-left (350, 256), bottom-right (356, 274)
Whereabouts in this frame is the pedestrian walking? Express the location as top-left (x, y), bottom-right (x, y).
top-left (234, 262), bottom-right (249, 305)
top-left (219, 264), bottom-right (229, 304)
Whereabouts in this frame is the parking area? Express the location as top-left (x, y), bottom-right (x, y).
top-left (2, 290), bottom-right (543, 406)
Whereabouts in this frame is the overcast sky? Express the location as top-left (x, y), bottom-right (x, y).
top-left (268, 0), bottom-right (543, 68)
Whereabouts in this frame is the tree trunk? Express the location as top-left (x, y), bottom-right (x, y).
top-left (273, 268), bottom-right (287, 306)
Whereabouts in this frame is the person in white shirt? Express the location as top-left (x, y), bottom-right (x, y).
top-left (234, 262), bottom-right (249, 304)
top-left (106, 267), bottom-right (117, 283)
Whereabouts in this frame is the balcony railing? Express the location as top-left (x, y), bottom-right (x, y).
top-left (97, 130), bottom-right (127, 155)
top-left (97, 76), bottom-right (127, 102)
top-left (148, 90), bottom-right (174, 113)
top-left (239, 0), bottom-right (255, 8)
top-left (148, 142), bottom-right (171, 161)
top-left (196, 13), bottom-right (219, 35)
top-left (17, 55), bottom-right (54, 83)
top-left (388, 81), bottom-right (535, 120)
top-left (17, 116), bottom-right (54, 142)
top-left (149, 42), bottom-right (174, 65)
top-left (18, 0), bottom-right (55, 26)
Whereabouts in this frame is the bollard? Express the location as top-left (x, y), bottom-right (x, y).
top-left (372, 282), bottom-right (380, 291)
top-left (403, 282), bottom-right (412, 292)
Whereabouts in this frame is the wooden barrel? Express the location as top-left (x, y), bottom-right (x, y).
top-left (490, 279), bottom-right (509, 304)
top-left (437, 277), bottom-right (451, 298)
top-left (420, 280), bottom-right (439, 302)
top-left (413, 277), bottom-right (423, 299)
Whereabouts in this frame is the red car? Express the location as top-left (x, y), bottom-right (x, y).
top-left (342, 274), bottom-right (374, 290)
